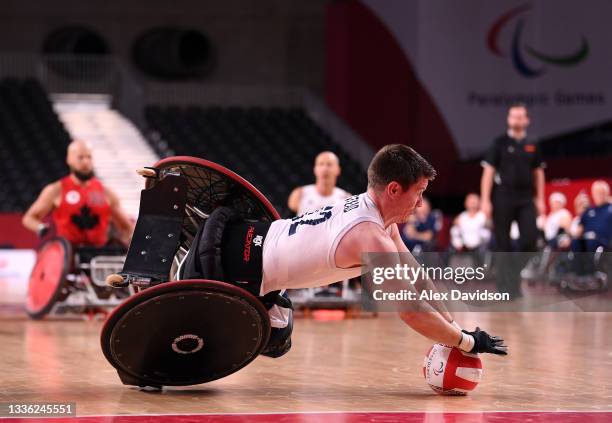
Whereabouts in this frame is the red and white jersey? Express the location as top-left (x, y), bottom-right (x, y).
top-left (261, 193), bottom-right (384, 294)
top-left (297, 184), bottom-right (350, 215)
top-left (52, 176), bottom-right (111, 247)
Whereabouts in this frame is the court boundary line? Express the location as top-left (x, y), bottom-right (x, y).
top-left (59, 409), bottom-right (612, 418)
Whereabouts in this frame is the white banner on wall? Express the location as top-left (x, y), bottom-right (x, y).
top-left (362, 0), bottom-right (612, 158)
top-left (0, 249), bottom-right (35, 304)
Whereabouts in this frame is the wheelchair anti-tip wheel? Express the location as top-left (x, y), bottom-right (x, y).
top-left (100, 279), bottom-right (271, 388)
top-left (25, 237), bottom-right (71, 319)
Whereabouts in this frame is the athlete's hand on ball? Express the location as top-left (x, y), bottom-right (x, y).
top-left (461, 327), bottom-right (508, 355)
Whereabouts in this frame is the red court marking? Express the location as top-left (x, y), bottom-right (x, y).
top-left (2, 411), bottom-right (610, 422)
top-left (312, 309), bottom-right (346, 320)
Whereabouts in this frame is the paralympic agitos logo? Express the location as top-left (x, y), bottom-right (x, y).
top-left (487, 4), bottom-right (589, 78)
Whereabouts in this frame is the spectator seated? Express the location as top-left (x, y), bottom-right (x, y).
top-left (448, 193), bottom-right (490, 268)
top-left (539, 192), bottom-right (572, 250)
top-left (401, 198), bottom-right (441, 254)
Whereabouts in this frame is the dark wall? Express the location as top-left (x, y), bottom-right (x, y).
top-left (0, 0), bottom-right (328, 94)
top-left (325, 0), bottom-right (459, 196)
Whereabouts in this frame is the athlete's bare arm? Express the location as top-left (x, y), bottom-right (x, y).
top-left (287, 187), bottom-right (303, 213)
top-left (336, 222), bottom-right (462, 347)
top-left (105, 187), bottom-right (135, 245)
top-left (22, 182), bottom-right (61, 234)
top-left (387, 223), bottom-right (454, 322)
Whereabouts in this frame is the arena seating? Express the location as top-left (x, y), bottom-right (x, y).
top-left (144, 105), bottom-right (367, 217)
top-left (0, 78), bottom-right (71, 211)
top-left (540, 121), bottom-right (612, 158)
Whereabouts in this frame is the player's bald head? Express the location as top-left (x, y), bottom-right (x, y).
top-left (66, 140), bottom-right (94, 180)
top-left (67, 140), bottom-right (92, 158)
top-left (591, 180), bottom-right (610, 206)
top-left (314, 151), bottom-right (341, 183)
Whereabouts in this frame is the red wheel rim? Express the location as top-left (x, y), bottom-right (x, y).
top-left (26, 239), bottom-right (70, 316)
top-left (147, 156), bottom-right (280, 221)
top-left (143, 156), bottom-right (280, 260)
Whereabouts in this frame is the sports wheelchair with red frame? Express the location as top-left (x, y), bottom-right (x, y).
top-left (100, 156), bottom-right (283, 389)
top-left (25, 237), bottom-right (131, 319)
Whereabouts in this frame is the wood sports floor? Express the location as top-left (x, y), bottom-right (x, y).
top-left (0, 311), bottom-right (610, 419)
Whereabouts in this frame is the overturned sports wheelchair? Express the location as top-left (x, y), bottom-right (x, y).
top-left (26, 238), bottom-right (130, 319)
top-left (100, 156), bottom-right (293, 389)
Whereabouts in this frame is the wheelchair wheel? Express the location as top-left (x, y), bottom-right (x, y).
top-left (100, 279), bottom-right (271, 388)
top-left (145, 156), bottom-right (280, 272)
top-left (25, 238), bottom-right (72, 319)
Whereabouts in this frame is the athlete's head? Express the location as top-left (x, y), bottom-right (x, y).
top-left (574, 192), bottom-right (590, 216)
top-left (548, 192), bottom-right (567, 212)
top-left (367, 144), bottom-right (436, 223)
top-left (507, 103), bottom-right (530, 134)
top-left (591, 180), bottom-right (610, 206)
top-left (464, 193), bottom-right (480, 213)
top-left (314, 151), bottom-right (341, 185)
top-left (66, 140), bottom-right (94, 182)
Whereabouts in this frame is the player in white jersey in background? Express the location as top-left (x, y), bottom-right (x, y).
top-left (287, 151), bottom-right (351, 297)
top-left (539, 192), bottom-right (572, 248)
top-left (450, 193), bottom-right (490, 252)
top-left (288, 151), bottom-right (351, 216)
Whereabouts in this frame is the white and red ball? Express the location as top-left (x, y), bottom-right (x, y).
top-left (423, 343), bottom-right (483, 395)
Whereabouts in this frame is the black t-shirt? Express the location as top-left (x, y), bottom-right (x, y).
top-left (483, 134), bottom-right (544, 195)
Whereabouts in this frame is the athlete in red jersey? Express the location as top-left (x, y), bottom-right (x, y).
top-left (22, 140), bottom-right (134, 247)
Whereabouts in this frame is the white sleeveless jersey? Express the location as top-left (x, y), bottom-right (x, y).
top-left (297, 184), bottom-right (350, 215)
top-left (454, 211), bottom-right (489, 249)
top-left (543, 208), bottom-right (572, 240)
top-left (261, 193), bottom-right (384, 294)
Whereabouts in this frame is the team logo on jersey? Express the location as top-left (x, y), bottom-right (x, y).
top-left (87, 191), bottom-right (107, 206)
top-left (253, 235), bottom-right (263, 247)
top-left (65, 190), bottom-right (81, 205)
top-left (71, 205), bottom-right (100, 230)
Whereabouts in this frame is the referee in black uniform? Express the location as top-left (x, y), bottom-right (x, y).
top-left (480, 103), bottom-right (546, 298)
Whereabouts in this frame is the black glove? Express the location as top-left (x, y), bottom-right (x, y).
top-left (463, 327), bottom-right (508, 355)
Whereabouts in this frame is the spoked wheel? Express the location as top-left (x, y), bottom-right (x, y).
top-left (25, 238), bottom-right (72, 319)
top-left (145, 156), bottom-right (280, 274)
top-left (100, 279), bottom-right (271, 388)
